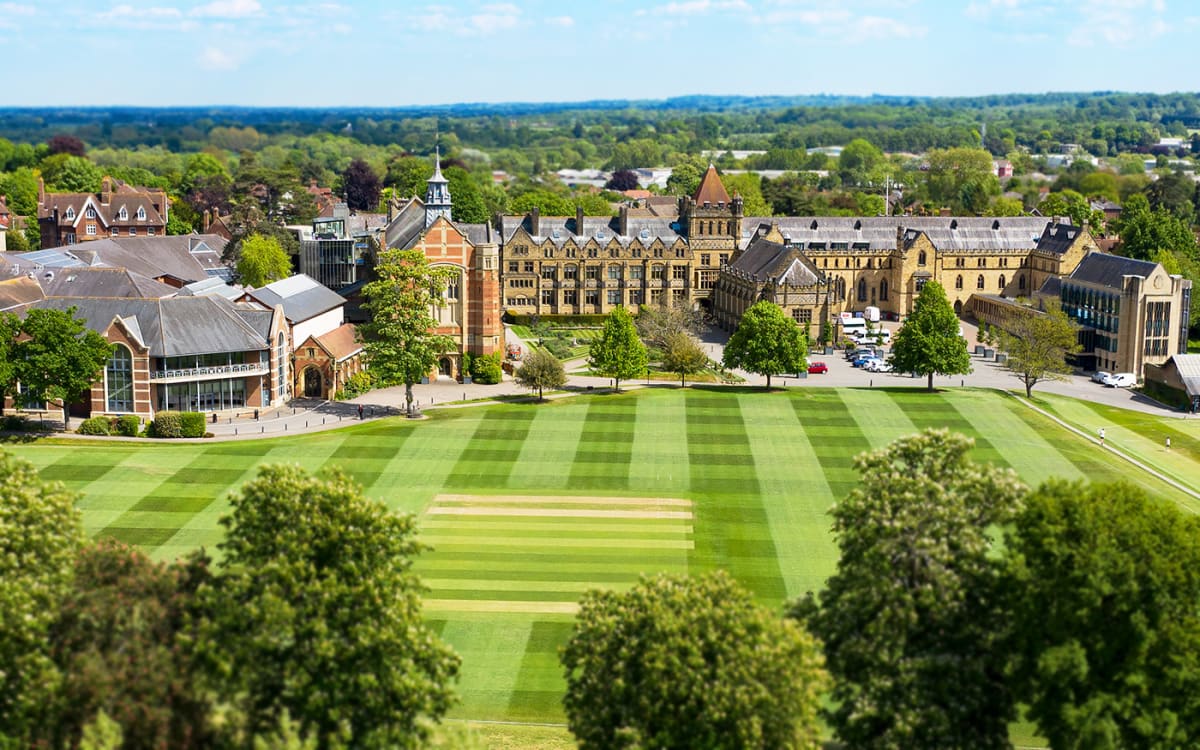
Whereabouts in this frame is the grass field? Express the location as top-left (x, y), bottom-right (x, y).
top-left (7, 386), bottom-right (1200, 740)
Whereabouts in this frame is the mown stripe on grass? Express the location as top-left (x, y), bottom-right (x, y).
top-left (443, 409), bottom-right (538, 490)
top-left (568, 397), bottom-right (637, 491)
top-left (629, 388), bottom-right (691, 494)
top-left (950, 391), bottom-right (1085, 486)
top-left (793, 390), bottom-right (868, 502)
top-left (441, 619), bottom-right (532, 721)
top-left (886, 389), bottom-right (1011, 469)
top-left (506, 621), bottom-right (571, 721)
top-left (836, 388), bottom-right (920, 450)
top-left (686, 390), bottom-right (786, 603)
top-left (510, 401), bottom-right (588, 490)
top-left (320, 428), bottom-right (412, 493)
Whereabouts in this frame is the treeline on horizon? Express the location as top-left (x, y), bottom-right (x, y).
top-left (1, 91), bottom-right (1198, 159)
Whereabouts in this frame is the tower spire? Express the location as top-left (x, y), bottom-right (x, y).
top-left (424, 143), bottom-right (452, 228)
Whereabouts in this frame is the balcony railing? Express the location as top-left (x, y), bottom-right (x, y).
top-left (150, 361), bottom-right (270, 384)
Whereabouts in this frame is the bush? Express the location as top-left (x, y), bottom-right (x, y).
top-left (335, 371), bottom-right (375, 400)
top-left (180, 412), bottom-right (206, 438)
top-left (470, 352), bottom-right (504, 384)
top-left (76, 416), bottom-right (114, 436)
top-left (115, 415), bottom-right (141, 437)
top-left (149, 411), bottom-right (183, 438)
top-left (1, 415), bottom-right (52, 433)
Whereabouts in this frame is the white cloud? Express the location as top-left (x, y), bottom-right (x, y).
top-left (637, 0), bottom-right (750, 17)
top-left (191, 0), bottom-right (263, 18)
top-left (546, 15), bottom-right (574, 27)
top-left (857, 14), bottom-right (926, 39)
top-left (1066, 0), bottom-right (1170, 46)
top-left (415, 2), bottom-right (521, 36)
top-left (198, 46), bottom-right (240, 70)
top-left (0, 2), bottom-right (35, 15)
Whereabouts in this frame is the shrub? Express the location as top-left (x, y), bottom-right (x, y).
top-left (470, 352), bottom-right (504, 384)
top-left (335, 371), bottom-right (375, 400)
top-left (115, 415), bottom-right (141, 437)
top-left (149, 411), bottom-right (183, 438)
top-left (1, 415), bottom-right (52, 433)
top-left (180, 412), bottom-right (206, 438)
top-left (77, 416), bottom-right (114, 436)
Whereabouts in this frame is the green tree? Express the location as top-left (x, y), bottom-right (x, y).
top-left (665, 163), bottom-right (702, 197)
top-left (509, 189), bottom-right (574, 216)
top-left (360, 249), bottom-right (455, 416)
top-left (719, 172), bottom-right (771, 216)
top-left (838, 138), bottom-right (885, 187)
top-left (1116, 193), bottom-right (1199, 261)
top-left (445, 166), bottom-right (490, 224)
top-left (1007, 480), bottom-right (1200, 750)
top-left (236, 233), bottom-right (292, 288)
top-left (635, 302), bottom-right (703, 351)
top-left (721, 301), bottom-right (806, 389)
top-left (1037, 189), bottom-right (1104, 228)
top-left (794, 430), bottom-right (1026, 750)
top-left (985, 196), bottom-right (1025, 216)
top-left (889, 280), bottom-right (972, 391)
top-left (41, 540), bottom-right (213, 750)
top-left (661, 331), bottom-right (709, 387)
top-left (0, 312), bottom-right (18, 415)
top-left (0, 450), bottom-right (86, 745)
top-left (514, 348), bottom-right (567, 400)
top-left (14, 307), bottom-right (113, 426)
top-left (385, 155), bottom-right (433, 198)
top-left (923, 147), bottom-right (1000, 214)
top-left (41, 154), bottom-right (103, 193)
top-left (563, 572), bottom-right (827, 750)
top-left (201, 464), bottom-right (459, 749)
top-left (588, 306), bottom-right (648, 392)
top-left (995, 300), bottom-right (1081, 397)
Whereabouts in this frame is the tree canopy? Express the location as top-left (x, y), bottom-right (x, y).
top-left (201, 464), bottom-right (460, 749)
top-left (341, 158), bottom-right (382, 212)
top-left (563, 572), bottom-right (827, 750)
top-left (722, 301), bottom-right (806, 388)
top-left (995, 300), bottom-right (1081, 397)
top-left (795, 430), bottom-right (1026, 750)
top-left (13, 307), bottom-right (113, 424)
top-left (235, 232), bottom-right (292, 288)
top-left (661, 331), bottom-right (709, 387)
top-left (889, 280), bottom-right (972, 391)
top-left (588, 306), bottom-right (648, 392)
top-left (514, 348), bottom-right (566, 400)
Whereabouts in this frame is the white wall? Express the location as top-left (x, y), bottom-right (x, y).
top-left (291, 306), bottom-right (344, 350)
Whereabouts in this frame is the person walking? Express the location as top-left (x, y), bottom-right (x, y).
top-left (1099, 427), bottom-right (1105, 447)
top-left (357, 403), bottom-right (364, 420)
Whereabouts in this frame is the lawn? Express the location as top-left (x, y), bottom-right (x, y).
top-left (7, 387), bottom-right (1199, 745)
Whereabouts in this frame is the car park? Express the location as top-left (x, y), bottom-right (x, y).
top-left (852, 354), bottom-right (880, 368)
top-left (1091, 371), bottom-right (1111, 384)
top-left (865, 359), bottom-right (893, 373)
top-left (807, 361), bottom-right (828, 374)
top-left (1103, 372), bottom-right (1137, 388)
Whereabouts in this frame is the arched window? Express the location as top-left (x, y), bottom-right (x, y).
top-left (857, 278), bottom-right (867, 302)
top-left (955, 275), bottom-right (963, 290)
top-left (880, 278), bottom-right (888, 301)
top-left (277, 332), bottom-right (286, 396)
top-left (998, 274), bottom-right (1006, 290)
top-left (918, 250), bottom-right (927, 266)
top-left (445, 272), bottom-right (460, 300)
top-left (106, 344), bottom-right (133, 413)
top-left (1019, 275), bottom-right (1026, 290)
top-left (976, 274), bottom-right (985, 290)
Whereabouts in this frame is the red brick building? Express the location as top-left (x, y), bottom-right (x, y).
top-left (37, 176), bottom-right (169, 249)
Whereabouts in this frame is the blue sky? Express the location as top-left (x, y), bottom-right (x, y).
top-left (0, 0), bottom-right (1195, 106)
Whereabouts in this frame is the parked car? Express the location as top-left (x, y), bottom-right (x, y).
top-left (1103, 372), bottom-right (1137, 388)
top-left (865, 359), bottom-right (894, 373)
top-left (852, 354), bottom-right (880, 368)
top-left (807, 361), bottom-right (828, 374)
top-left (1091, 370), bottom-right (1111, 384)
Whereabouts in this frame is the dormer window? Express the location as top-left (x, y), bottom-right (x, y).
top-left (85, 206), bottom-right (96, 219)
top-left (136, 206), bottom-right (146, 220)
top-left (64, 207), bottom-right (75, 220)
top-left (118, 206), bottom-right (128, 221)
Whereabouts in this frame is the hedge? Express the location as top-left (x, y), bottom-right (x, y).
top-left (470, 352), bottom-right (504, 384)
top-left (180, 412), bottom-right (206, 438)
top-left (149, 411), bottom-right (184, 438)
top-left (504, 312), bottom-right (611, 326)
top-left (116, 415), bottom-right (141, 437)
top-left (77, 417), bottom-right (114, 436)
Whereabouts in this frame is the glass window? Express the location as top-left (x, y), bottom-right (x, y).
top-left (106, 345), bottom-right (134, 413)
top-left (608, 265), bottom-right (621, 280)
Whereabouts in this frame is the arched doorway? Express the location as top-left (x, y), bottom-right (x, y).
top-left (954, 300), bottom-right (963, 316)
top-left (303, 367), bottom-right (323, 398)
top-left (438, 357), bottom-right (453, 379)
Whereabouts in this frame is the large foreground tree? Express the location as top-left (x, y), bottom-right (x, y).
top-left (514, 348), bottom-right (567, 400)
top-left (563, 572), bottom-right (827, 750)
top-left (201, 464), bottom-right (459, 749)
top-left (794, 430), bottom-right (1026, 750)
top-left (360, 248), bottom-right (455, 416)
top-left (13, 307), bottom-right (113, 425)
top-left (722, 301), bottom-right (806, 388)
top-left (1008, 480), bottom-right (1200, 750)
top-left (995, 300), bottom-right (1081, 397)
top-left (889, 280), bottom-right (971, 391)
top-left (235, 232), bottom-right (292, 288)
top-left (588, 306), bottom-right (648, 393)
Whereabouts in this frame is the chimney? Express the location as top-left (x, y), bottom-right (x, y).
top-left (101, 177), bottom-right (112, 206)
top-left (575, 205), bottom-right (585, 237)
top-left (618, 205), bottom-right (629, 236)
top-left (37, 177), bottom-right (45, 207)
top-left (530, 207), bottom-right (540, 237)
top-left (202, 209), bottom-right (211, 232)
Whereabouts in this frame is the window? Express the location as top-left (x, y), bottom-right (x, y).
top-left (541, 289), bottom-right (554, 305)
top-left (524, 261), bottom-right (534, 273)
top-left (956, 275), bottom-right (964, 290)
top-left (653, 248), bottom-right (664, 258)
top-left (609, 247), bottom-right (620, 258)
top-left (608, 265), bottom-right (621, 280)
top-left (137, 206), bottom-right (146, 220)
top-left (564, 265), bottom-right (578, 280)
top-left (651, 265), bottom-right (665, 280)
top-left (977, 275), bottom-right (985, 289)
top-left (65, 233), bottom-right (76, 245)
top-left (701, 254), bottom-right (711, 266)
top-left (632, 248), bottom-right (642, 258)
top-left (1019, 275), bottom-right (1026, 290)
top-left (543, 248), bottom-right (554, 258)
top-left (65, 207), bottom-right (75, 220)
top-left (720, 253), bottom-right (729, 265)
top-left (607, 290), bottom-right (621, 305)
top-left (629, 290), bottom-right (644, 305)
top-left (85, 206), bottom-right (96, 219)
top-left (629, 266), bottom-right (643, 280)
top-left (566, 247), bottom-right (577, 258)
top-left (586, 290), bottom-right (599, 305)
top-left (857, 278), bottom-right (867, 302)
top-left (564, 289), bottom-right (578, 305)
top-left (446, 274), bottom-right (460, 299)
top-left (105, 345), bottom-right (134, 413)
top-left (129, 227), bottom-right (137, 236)
top-left (147, 227), bottom-right (156, 236)
top-left (880, 278), bottom-right (888, 301)
top-left (650, 289), bottom-right (665, 305)
top-left (998, 274), bottom-right (1006, 290)
top-left (918, 250), bottom-right (926, 266)
top-left (956, 257), bottom-right (965, 268)
top-left (672, 266), bottom-right (687, 280)
top-left (542, 266), bottom-right (556, 280)
top-left (587, 248), bottom-right (598, 258)
top-left (86, 224), bottom-right (96, 236)
top-left (675, 248), bottom-right (686, 258)
top-left (978, 258), bottom-right (986, 268)
top-left (791, 308), bottom-right (812, 324)
top-left (508, 261), bottom-right (519, 272)
top-left (585, 266), bottom-right (598, 280)
top-left (118, 207), bottom-right (128, 220)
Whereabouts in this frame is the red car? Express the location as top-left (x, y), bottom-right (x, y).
top-left (807, 361), bottom-right (828, 374)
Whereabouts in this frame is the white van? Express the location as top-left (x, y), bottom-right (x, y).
top-left (1103, 372), bottom-right (1137, 388)
top-left (841, 319), bottom-right (867, 336)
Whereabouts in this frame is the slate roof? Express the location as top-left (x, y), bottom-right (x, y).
top-left (740, 216), bottom-right (1052, 252)
top-left (693, 165), bottom-right (731, 206)
top-left (385, 198), bottom-right (427, 250)
top-left (179, 276), bottom-right (244, 301)
top-left (16, 235), bottom-right (230, 283)
top-left (1067, 252), bottom-right (1158, 288)
top-left (313, 323), bottom-right (361, 361)
top-left (728, 235), bottom-right (821, 286)
top-left (1035, 222), bottom-right (1088, 256)
top-left (37, 178), bottom-right (168, 228)
top-left (497, 214), bottom-right (683, 244)
top-left (245, 274), bottom-right (344, 324)
top-left (0, 276), bottom-right (45, 313)
top-left (39, 267), bottom-right (177, 299)
top-left (34, 296), bottom-right (270, 357)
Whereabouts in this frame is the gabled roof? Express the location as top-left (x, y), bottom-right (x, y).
top-left (728, 235), bottom-right (820, 286)
top-left (693, 165), bottom-right (731, 206)
top-left (1067, 252), bottom-right (1159, 288)
top-left (384, 197), bottom-right (427, 250)
top-left (1035, 222), bottom-right (1088, 256)
top-left (1168, 354), bottom-right (1200, 398)
top-left (18, 234), bottom-right (230, 283)
top-left (312, 323), bottom-right (361, 362)
top-left (245, 274), bottom-right (344, 324)
top-left (39, 266), bottom-right (177, 299)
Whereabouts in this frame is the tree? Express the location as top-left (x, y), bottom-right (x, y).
top-left (514, 348), bottom-right (567, 400)
top-left (47, 134), bottom-right (86, 157)
top-left (563, 572), bottom-right (827, 750)
top-left (236, 233), bottom-right (293, 288)
top-left (1037, 190), bottom-right (1103, 228)
top-left (635, 302), bottom-right (703, 351)
top-left (0, 450), bottom-right (86, 745)
top-left (794, 430), bottom-right (1027, 750)
top-left (889, 280), bottom-right (972, 391)
top-left (385, 155), bottom-right (433, 198)
top-left (1007, 480), bottom-right (1200, 750)
top-left (509, 189), bottom-right (574, 216)
top-left (722, 301), bottom-right (806, 389)
top-left (360, 249), bottom-right (455, 417)
top-left (661, 331), bottom-right (709, 387)
top-left (587, 306), bottom-right (648, 393)
top-left (720, 172), bottom-right (771, 216)
top-left (41, 540), bottom-right (214, 750)
top-left (995, 300), bottom-right (1081, 397)
top-left (341, 158), bottom-right (382, 212)
top-left (445, 166), bottom-right (490, 224)
top-left (838, 138), bottom-right (884, 187)
top-left (923, 147), bottom-right (1000, 214)
top-left (1116, 193), bottom-right (1198, 261)
top-left (0, 312), bottom-right (18, 415)
top-left (41, 155), bottom-right (103, 193)
top-left (201, 464), bottom-right (459, 749)
top-left (985, 195), bottom-right (1025, 216)
top-left (604, 169), bottom-right (640, 191)
top-left (14, 307), bottom-right (113, 425)
top-left (665, 163), bottom-right (701, 197)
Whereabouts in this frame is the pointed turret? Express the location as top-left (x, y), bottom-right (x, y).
top-left (693, 164), bottom-right (730, 207)
top-left (424, 146), bottom-right (453, 228)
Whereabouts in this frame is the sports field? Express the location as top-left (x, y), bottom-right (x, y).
top-left (7, 387), bottom-right (1200, 728)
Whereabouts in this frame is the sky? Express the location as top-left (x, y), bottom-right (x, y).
top-left (0, 0), bottom-right (1195, 107)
